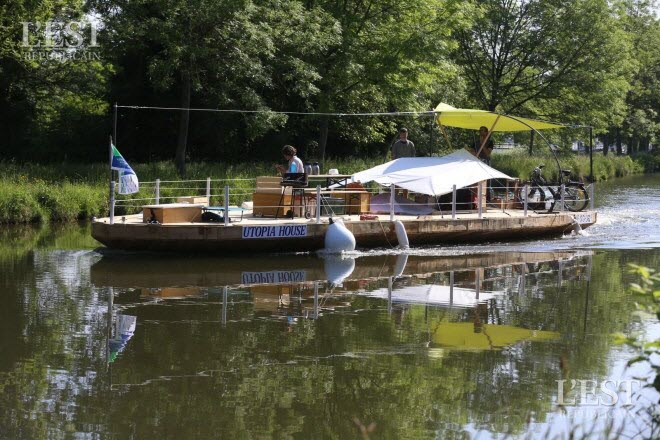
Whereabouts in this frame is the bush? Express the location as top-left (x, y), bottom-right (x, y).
top-left (0, 184), bottom-right (45, 224)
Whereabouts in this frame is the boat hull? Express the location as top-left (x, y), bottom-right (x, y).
top-left (91, 211), bottom-right (596, 253)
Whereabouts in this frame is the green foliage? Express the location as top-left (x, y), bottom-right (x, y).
top-left (614, 264), bottom-right (660, 403)
top-left (490, 152), bottom-right (645, 181)
top-left (454, 0), bottom-right (633, 132)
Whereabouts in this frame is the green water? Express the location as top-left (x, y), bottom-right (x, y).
top-left (0, 174), bottom-right (658, 439)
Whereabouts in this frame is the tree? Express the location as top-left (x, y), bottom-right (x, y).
top-left (0, 0), bottom-right (110, 162)
top-left (616, 0), bottom-right (660, 155)
top-left (454, 0), bottom-right (632, 132)
top-left (302, 0), bottom-right (472, 164)
top-left (93, 0), bottom-right (342, 175)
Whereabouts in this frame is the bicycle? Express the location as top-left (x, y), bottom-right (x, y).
top-left (517, 165), bottom-right (590, 213)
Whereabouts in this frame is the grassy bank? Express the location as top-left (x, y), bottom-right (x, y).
top-left (0, 151), bottom-right (655, 224)
top-left (490, 151), bottom-right (655, 181)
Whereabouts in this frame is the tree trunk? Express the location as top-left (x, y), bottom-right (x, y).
top-left (616, 128), bottom-right (622, 156)
top-left (528, 130), bottom-right (535, 156)
top-left (175, 71), bottom-right (191, 177)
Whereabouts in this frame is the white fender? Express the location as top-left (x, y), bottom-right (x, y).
top-left (323, 255), bottom-right (356, 286)
top-left (393, 253), bottom-right (409, 278)
top-left (324, 218), bottom-right (356, 253)
top-left (394, 220), bottom-right (409, 249)
top-left (572, 220), bottom-right (583, 235)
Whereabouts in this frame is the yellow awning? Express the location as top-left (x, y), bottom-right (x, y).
top-left (432, 322), bottom-right (559, 350)
top-left (434, 103), bottom-right (565, 132)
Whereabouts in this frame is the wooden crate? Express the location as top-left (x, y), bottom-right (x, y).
top-left (176, 196), bottom-right (209, 205)
top-left (142, 204), bottom-right (204, 223)
top-left (252, 193), bottom-right (295, 217)
top-left (331, 191), bottom-right (371, 214)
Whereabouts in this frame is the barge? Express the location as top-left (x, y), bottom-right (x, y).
top-left (91, 208), bottom-right (596, 253)
top-left (94, 103), bottom-right (597, 253)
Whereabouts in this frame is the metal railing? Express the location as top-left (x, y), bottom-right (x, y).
top-left (108, 177), bottom-right (594, 225)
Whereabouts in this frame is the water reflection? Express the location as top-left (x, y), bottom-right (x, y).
top-left (2, 225), bottom-right (655, 438)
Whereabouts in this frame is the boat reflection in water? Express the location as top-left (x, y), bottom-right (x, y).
top-left (94, 249), bottom-right (591, 359)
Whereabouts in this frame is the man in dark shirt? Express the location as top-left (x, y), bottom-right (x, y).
top-left (473, 126), bottom-right (494, 164)
top-left (392, 127), bottom-right (416, 159)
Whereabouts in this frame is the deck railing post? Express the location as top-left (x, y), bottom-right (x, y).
top-left (206, 177), bottom-right (211, 204)
top-left (224, 185), bottom-right (229, 226)
top-left (313, 281), bottom-right (319, 319)
top-left (387, 276), bottom-right (393, 313)
top-left (477, 183), bottom-right (483, 219)
top-left (222, 286), bottom-right (228, 326)
top-left (589, 183), bottom-right (595, 211)
top-left (449, 271), bottom-right (454, 307)
top-left (316, 185), bottom-right (321, 224)
top-left (109, 180), bottom-right (115, 225)
top-left (155, 178), bottom-right (160, 205)
top-left (559, 184), bottom-right (565, 212)
top-left (523, 184), bottom-right (528, 217)
top-left (390, 186), bottom-right (395, 221)
top-left (451, 184), bottom-right (456, 220)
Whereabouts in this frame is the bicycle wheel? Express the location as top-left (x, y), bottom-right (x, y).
top-left (563, 184), bottom-right (589, 212)
top-left (517, 184), bottom-right (545, 210)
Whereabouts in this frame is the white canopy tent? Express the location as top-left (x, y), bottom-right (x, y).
top-left (351, 149), bottom-right (513, 197)
top-left (364, 284), bottom-right (502, 308)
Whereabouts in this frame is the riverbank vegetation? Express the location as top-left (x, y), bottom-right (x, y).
top-left (2, 0), bottom-right (658, 174)
top-left (0, 152), bottom-right (654, 224)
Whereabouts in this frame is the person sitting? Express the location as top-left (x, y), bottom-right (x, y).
top-left (275, 145), bottom-right (304, 175)
top-left (472, 126), bottom-right (494, 164)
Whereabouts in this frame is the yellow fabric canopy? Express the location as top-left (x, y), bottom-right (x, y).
top-left (432, 322), bottom-right (559, 350)
top-left (434, 103), bottom-right (565, 132)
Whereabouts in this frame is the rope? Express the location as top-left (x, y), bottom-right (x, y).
top-left (116, 104), bottom-right (435, 118)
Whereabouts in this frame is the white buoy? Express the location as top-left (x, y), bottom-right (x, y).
top-left (572, 220), bottom-right (583, 235)
top-left (393, 253), bottom-right (408, 278)
top-left (323, 255), bottom-right (356, 286)
top-left (324, 217), bottom-right (356, 253)
top-left (394, 220), bottom-right (409, 249)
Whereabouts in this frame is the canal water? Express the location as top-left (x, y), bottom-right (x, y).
top-left (0, 174), bottom-right (658, 439)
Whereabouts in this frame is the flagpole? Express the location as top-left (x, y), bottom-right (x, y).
top-left (109, 135), bottom-right (115, 225)
top-left (113, 102), bottom-right (118, 144)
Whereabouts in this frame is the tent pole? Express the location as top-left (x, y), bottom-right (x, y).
top-left (437, 119), bottom-right (452, 150)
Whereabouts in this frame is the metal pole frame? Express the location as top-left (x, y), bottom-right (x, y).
top-left (316, 185), bottom-right (321, 223)
top-left (389, 185), bottom-right (395, 222)
top-left (477, 183), bottom-right (483, 219)
top-left (589, 127), bottom-right (594, 182)
top-left (224, 185), bottom-right (230, 226)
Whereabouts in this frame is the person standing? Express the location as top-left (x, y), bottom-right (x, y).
top-left (391, 127), bottom-right (416, 159)
top-left (472, 126), bottom-right (494, 165)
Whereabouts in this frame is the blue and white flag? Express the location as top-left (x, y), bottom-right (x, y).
top-left (111, 144), bottom-right (139, 195)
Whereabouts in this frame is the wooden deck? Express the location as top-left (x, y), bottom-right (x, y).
top-left (91, 209), bottom-right (597, 253)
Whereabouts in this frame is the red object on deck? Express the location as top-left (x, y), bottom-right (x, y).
top-left (360, 214), bottom-right (378, 220)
